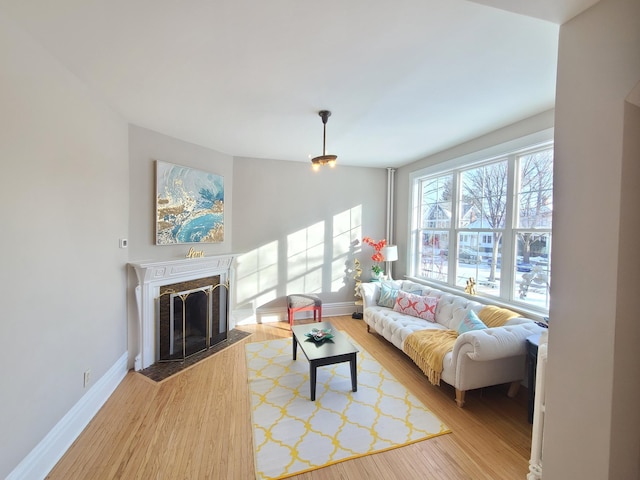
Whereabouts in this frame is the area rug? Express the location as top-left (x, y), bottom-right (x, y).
top-left (245, 336), bottom-right (451, 480)
top-left (138, 329), bottom-right (252, 382)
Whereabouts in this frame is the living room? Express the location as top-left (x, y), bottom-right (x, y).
top-left (2, 0), bottom-right (639, 479)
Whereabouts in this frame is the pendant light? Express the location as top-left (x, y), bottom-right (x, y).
top-left (311, 110), bottom-right (337, 171)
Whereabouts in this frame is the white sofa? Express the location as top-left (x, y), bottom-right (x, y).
top-left (360, 279), bottom-right (545, 407)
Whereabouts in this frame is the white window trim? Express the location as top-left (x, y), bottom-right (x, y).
top-left (407, 128), bottom-right (554, 313)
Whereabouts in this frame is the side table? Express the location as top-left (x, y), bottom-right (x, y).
top-left (526, 333), bottom-right (541, 424)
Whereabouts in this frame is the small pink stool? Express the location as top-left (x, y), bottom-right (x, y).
top-left (286, 294), bottom-right (322, 329)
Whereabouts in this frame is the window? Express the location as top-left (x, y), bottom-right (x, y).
top-left (414, 174), bottom-right (452, 283)
top-left (410, 141), bottom-right (553, 312)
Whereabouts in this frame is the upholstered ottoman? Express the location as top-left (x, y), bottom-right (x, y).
top-left (286, 294), bottom-right (322, 328)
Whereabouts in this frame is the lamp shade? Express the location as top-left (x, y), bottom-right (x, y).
top-left (382, 245), bottom-right (398, 262)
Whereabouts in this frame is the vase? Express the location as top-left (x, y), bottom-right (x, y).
top-left (371, 269), bottom-right (383, 281)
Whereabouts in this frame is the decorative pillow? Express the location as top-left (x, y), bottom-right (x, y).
top-left (401, 282), bottom-right (423, 295)
top-left (477, 305), bottom-right (519, 327)
top-left (377, 282), bottom-right (399, 308)
top-left (393, 291), bottom-right (438, 322)
top-left (457, 309), bottom-right (488, 334)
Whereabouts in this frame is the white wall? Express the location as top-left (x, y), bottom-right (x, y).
top-left (544, 0), bottom-right (640, 478)
top-left (0, 12), bottom-right (129, 479)
top-left (232, 157), bottom-right (387, 315)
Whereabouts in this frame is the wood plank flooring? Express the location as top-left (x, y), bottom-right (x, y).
top-left (46, 316), bottom-right (533, 479)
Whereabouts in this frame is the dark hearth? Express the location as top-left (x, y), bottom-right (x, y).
top-left (138, 329), bottom-right (252, 382)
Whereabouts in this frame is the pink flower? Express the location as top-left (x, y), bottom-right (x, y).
top-left (362, 237), bottom-right (387, 262)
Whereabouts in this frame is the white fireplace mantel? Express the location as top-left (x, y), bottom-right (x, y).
top-left (130, 254), bottom-right (238, 371)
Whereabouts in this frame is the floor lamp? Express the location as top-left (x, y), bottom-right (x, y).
top-left (382, 245), bottom-right (398, 280)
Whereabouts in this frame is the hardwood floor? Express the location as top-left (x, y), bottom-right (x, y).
top-left (46, 316), bottom-right (533, 479)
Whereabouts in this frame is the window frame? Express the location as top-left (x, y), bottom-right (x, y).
top-left (408, 130), bottom-right (553, 314)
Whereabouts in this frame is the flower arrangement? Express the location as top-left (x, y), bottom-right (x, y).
top-left (305, 327), bottom-right (334, 343)
top-left (362, 236), bottom-right (387, 275)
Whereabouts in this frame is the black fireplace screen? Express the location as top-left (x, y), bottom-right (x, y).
top-left (158, 275), bottom-right (228, 362)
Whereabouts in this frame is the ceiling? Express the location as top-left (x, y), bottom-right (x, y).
top-left (0, 0), bottom-right (598, 168)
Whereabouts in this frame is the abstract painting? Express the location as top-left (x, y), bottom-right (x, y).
top-left (156, 161), bottom-right (224, 245)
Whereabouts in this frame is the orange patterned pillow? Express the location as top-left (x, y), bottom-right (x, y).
top-left (393, 290), bottom-right (438, 322)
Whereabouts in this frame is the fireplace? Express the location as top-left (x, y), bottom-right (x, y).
top-left (130, 255), bottom-right (236, 370)
top-left (158, 276), bottom-right (227, 362)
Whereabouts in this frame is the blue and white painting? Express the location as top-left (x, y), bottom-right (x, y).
top-left (156, 161), bottom-right (224, 245)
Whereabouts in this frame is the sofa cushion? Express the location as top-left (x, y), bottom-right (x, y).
top-left (478, 305), bottom-right (520, 327)
top-left (457, 309), bottom-right (488, 334)
top-left (377, 282), bottom-right (399, 308)
top-left (364, 306), bottom-right (446, 350)
top-left (393, 291), bottom-right (438, 322)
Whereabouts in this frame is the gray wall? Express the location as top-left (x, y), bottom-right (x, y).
top-left (128, 125), bottom-right (235, 262)
top-left (0, 12), bottom-right (129, 479)
top-left (232, 156), bottom-right (387, 314)
top-left (544, 0), bottom-right (640, 478)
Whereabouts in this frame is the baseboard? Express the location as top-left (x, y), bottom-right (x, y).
top-left (321, 301), bottom-right (357, 317)
top-left (7, 352), bottom-right (128, 480)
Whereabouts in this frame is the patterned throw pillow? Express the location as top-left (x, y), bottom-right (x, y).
top-left (457, 309), bottom-right (488, 334)
top-left (393, 291), bottom-right (438, 322)
top-left (377, 282), bottom-right (399, 308)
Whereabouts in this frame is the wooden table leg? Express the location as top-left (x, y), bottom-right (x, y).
top-left (292, 335), bottom-right (298, 361)
top-left (350, 354), bottom-right (357, 392)
top-left (310, 362), bottom-right (317, 401)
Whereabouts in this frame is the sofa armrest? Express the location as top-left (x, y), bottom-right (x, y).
top-left (359, 282), bottom-right (379, 309)
top-left (452, 324), bottom-right (544, 362)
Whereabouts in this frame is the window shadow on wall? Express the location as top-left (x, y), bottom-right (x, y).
top-left (235, 205), bottom-right (363, 323)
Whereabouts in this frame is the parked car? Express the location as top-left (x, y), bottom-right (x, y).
top-left (458, 248), bottom-right (482, 264)
top-left (516, 261), bottom-right (533, 272)
top-left (532, 257), bottom-right (549, 267)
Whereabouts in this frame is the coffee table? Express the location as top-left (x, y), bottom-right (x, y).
top-left (291, 321), bottom-right (359, 401)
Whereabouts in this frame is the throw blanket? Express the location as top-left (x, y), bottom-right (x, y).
top-left (477, 305), bottom-right (519, 327)
top-left (403, 330), bottom-right (458, 386)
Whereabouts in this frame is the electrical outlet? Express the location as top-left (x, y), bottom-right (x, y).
top-left (84, 370), bottom-right (91, 388)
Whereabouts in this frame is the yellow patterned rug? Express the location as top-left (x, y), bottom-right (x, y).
top-left (245, 337), bottom-right (451, 480)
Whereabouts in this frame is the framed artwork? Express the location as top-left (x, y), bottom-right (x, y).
top-left (156, 161), bottom-right (224, 245)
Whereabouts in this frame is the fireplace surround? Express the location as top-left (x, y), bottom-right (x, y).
top-left (130, 254), bottom-right (237, 370)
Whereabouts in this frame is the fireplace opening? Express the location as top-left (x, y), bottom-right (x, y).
top-left (158, 275), bottom-right (228, 362)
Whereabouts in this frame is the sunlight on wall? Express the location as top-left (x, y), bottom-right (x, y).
top-left (236, 240), bottom-right (279, 310)
top-left (332, 208), bottom-right (361, 291)
top-left (235, 205), bottom-right (363, 319)
top-left (287, 221), bottom-right (325, 293)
